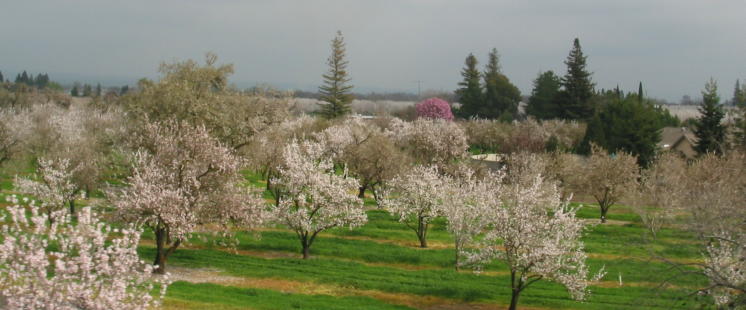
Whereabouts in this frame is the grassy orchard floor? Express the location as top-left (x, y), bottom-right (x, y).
top-left (0, 171), bottom-right (711, 309)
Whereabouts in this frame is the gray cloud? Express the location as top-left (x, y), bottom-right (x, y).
top-left (1, 0), bottom-right (744, 101)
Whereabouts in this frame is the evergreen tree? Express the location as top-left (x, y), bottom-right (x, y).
top-left (693, 79), bottom-right (726, 155)
top-left (581, 94), bottom-right (662, 167)
top-left (482, 48), bottom-right (520, 121)
top-left (733, 79), bottom-right (745, 107)
top-left (455, 53), bottom-right (482, 118)
top-left (526, 70), bottom-right (561, 119)
top-left (15, 74), bottom-right (21, 84)
top-left (637, 82), bottom-right (644, 103)
top-left (0, 70), bottom-right (4, 83)
top-left (71, 85), bottom-right (79, 97)
top-left (96, 83), bottom-right (102, 97)
top-left (120, 85), bottom-right (130, 95)
top-left (557, 38), bottom-right (595, 120)
top-left (318, 31), bottom-right (354, 119)
top-left (20, 71), bottom-right (29, 85)
top-left (83, 84), bottom-right (93, 97)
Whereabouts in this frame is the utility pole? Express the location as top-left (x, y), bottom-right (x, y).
top-left (414, 80), bottom-right (422, 98)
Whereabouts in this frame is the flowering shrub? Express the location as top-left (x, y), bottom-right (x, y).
top-left (415, 97), bottom-right (454, 121)
top-left (0, 197), bottom-right (169, 309)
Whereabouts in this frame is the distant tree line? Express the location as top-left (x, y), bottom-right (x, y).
top-left (0, 70), bottom-right (61, 90)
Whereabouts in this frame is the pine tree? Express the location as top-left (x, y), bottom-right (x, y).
top-left (318, 31), bottom-right (354, 119)
top-left (71, 85), bottom-right (79, 97)
top-left (526, 70), bottom-right (561, 119)
top-left (20, 71), bottom-right (29, 85)
top-left (482, 48), bottom-right (520, 121)
top-left (96, 83), bottom-right (102, 97)
top-left (0, 70), bottom-right (4, 83)
top-left (82, 84), bottom-right (93, 97)
top-left (557, 38), bottom-right (595, 120)
top-left (120, 85), bottom-right (129, 95)
top-left (637, 82), bottom-right (644, 103)
top-left (15, 74), bottom-right (21, 84)
top-left (455, 53), bottom-right (482, 118)
top-left (694, 78), bottom-right (726, 155)
top-left (733, 79), bottom-right (745, 107)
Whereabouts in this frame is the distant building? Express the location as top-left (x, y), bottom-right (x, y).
top-left (659, 127), bottom-right (698, 159)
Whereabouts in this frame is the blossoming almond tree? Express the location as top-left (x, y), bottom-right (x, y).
top-left (15, 157), bottom-right (81, 218)
top-left (379, 165), bottom-right (445, 248)
top-left (386, 118), bottom-right (468, 169)
top-left (441, 165), bottom-right (505, 270)
top-left (272, 140), bottom-right (366, 259)
top-left (112, 120), bottom-right (268, 273)
top-left (0, 197), bottom-right (169, 309)
top-left (464, 173), bottom-right (604, 310)
top-left (559, 144), bottom-right (639, 223)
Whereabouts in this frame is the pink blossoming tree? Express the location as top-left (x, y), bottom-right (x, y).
top-left (0, 197), bottom-right (169, 309)
top-left (415, 97), bottom-right (454, 121)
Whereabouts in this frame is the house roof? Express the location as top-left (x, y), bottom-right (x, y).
top-left (659, 127), bottom-right (697, 149)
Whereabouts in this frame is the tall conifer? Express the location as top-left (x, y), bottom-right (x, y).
top-left (557, 38), bottom-right (595, 120)
top-left (318, 31), bottom-right (354, 119)
top-left (527, 71), bottom-right (561, 119)
top-left (455, 54), bottom-right (482, 118)
top-left (482, 48), bottom-right (520, 120)
top-left (694, 79), bottom-right (726, 155)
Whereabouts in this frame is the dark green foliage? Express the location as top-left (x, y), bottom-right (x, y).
top-left (95, 83), bottom-right (102, 97)
top-left (82, 84), bottom-right (93, 97)
top-left (71, 85), bottom-right (79, 97)
top-left (637, 82), bottom-right (643, 102)
top-left (481, 49), bottom-right (521, 120)
top-left (581, 94), bottom-right (662, 167)
top-left (17, 71), bottom-right (29, 85)
top-left (0, 71), bottom-right (3, 83)
top-left (455, 53), bottom-right (482, 118)
top-left (733, 79), bottom-right (745, 107)
top-left (557, 38), bottom-right (596, 120)
top-left (526, 70), bottom-right (561, 119)
top-left (693, 79), bottom-right (726, 155)
top-left (318, 31), bottom-right (354, 119)
top-left (653, 104), bottom-right (681, 127)
top-left (120, 85), bottom-right (129, 95)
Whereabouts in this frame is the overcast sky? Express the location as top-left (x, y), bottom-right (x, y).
top-left (1, 0), bottom-right (745, 101)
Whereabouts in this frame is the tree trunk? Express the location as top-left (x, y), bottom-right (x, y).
top-left (153, 228), bottom-right (167, 274)
top-left (600, 204), bottom-right (609, 223)
top-left (417, 217), bottom-right (428, 248)
top-left (508, 289), bottom-right (521, 310)
top-left (454, 245), bottom-right (460, 271)
top-left (508, 270), bottom-right (521, 310)
top-left (358, 184), bottom-right (367, 198)
top-left (68, 199), bottom-right (75, 215)
top-left (302, 244), bottom-right (310, 259)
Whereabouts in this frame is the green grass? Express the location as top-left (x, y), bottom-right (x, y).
top-left (0, 170), bottom-right (715, 309)
top-left (165, 281), bottom-right (415, 310)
